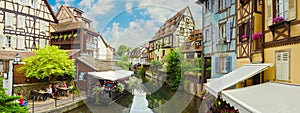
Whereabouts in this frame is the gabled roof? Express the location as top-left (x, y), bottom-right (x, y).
top-left (42, 0), bottom-right (58, 23)
top-left (76, 55), bottom-right (121, 72)
top-left (150, 7), bottom-right (194, 42)
top-left (56, 5), bottom-right (78, 22)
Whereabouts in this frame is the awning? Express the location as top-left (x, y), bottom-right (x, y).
top-left (205, 64), bottom-right (273, 97)
top-left (221, 82), bottom-right (300, 113)
top-left (88, 70), bottom-right (134, 81)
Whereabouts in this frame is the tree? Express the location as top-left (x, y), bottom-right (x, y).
top-left (116, 55), bottom-right (130, 70)
top-left (117, 45), bottom-right (131, 56)
top-left (164, 49), bottom-right (183, 91)
top-left (18, 45), bottom-right (75, 82)
top-left (149, 60), bottom-right (163, 79)
top-left (0, 78), bottom-right (28, 113)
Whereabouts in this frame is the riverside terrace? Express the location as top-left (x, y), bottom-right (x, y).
top-left (27, 91), bottom-right (87, 113)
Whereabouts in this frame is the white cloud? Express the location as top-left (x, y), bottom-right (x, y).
top-left (79, 0), bottom-right (94, 9)
top-left (103, 20), bottom-right (159, 48)
top-left (125, 2), bottom-right (133, 13)
top-left (89, 0), bottom-right (114, 15)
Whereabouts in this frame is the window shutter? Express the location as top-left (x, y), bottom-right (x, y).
top-left (281, 52), bottom-right (289, 80)
top-left (5, 13), bottom-right (13, 27)
top-left (288, 0), bottom-right (296, 21)
top-left (226, 56), bottom-right (232, 73)
top-left (226, 20), bottom-right (231, 43)
top-left (18, 36), bottom-right (25, 49)
top-left (203, 29), bottom-right (206, 42)
top-left (215, 57), bottom-right (219, 73)
top-left (214, 25), bottom-right (219, 44)
top-left (209, 0), bottom-right (212, 11)
top-left (18, 15), bottom-right (25, 29)
top-left (275, 53), bottom-right (282, 80)
top-left (226, 0), bottom-right (230, 8)
top-left (214, 0), bottom-right (218, 13)
top-left (11, 36), bottom-right (17, 49)
top-left (267, 0), bottom-right (273, 26)
top-left (40, 39), bottom-right (45, 48)
top-left (40, 21), bottom-right (46, 33)
top-left (0, 34), bottom-right (5, 47)
top-left (209, 26), bottom-right (212, 41)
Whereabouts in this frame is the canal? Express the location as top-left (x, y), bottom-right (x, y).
top-left (69, 83), bottom-right (202, 113)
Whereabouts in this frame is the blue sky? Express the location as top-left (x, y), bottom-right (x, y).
top-left (49, 0), bottom-right (203, 48)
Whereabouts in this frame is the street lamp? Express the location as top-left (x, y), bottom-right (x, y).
top-left (12, 53), bottom-right (21, 95)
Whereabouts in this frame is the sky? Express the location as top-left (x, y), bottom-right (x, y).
top-left (49, 0), bottom-right (203, 49)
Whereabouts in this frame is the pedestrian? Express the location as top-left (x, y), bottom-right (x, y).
top-left (43, 84), bottom-right (52, 100)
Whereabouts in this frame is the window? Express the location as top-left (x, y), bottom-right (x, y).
top-left (195, 41), bottom-right (201, 48)
top-left (79, 72), bottom-right (86, 81)
top-left (186, 53), bottom-right (194, 59)
top-left (238, 22), bottom-right (250, 42)
top-left (162, 50), bottom-right (165, 57)
top-left (267, 0), bottom-right (296, 26)
top-left (205, 29), bottom-right (210, 42)
top-left (276, 51), bottom-right (289, 81)
top-left (219, 24), bottom-right (226, 41)
top-left (186, 42), bottom-right (191, 49)
top-left (240, 0), bottom-right (249, 6)
top-left (205, 0), bottom-right (210, 12)
top-left (219, 0), bottom-right (227, 10)
top-left (215, 56), bottom-right (232, 73)
top-left (276, 0), bottom-right (289, 20)
top-left (5, 36), bottom-right (11, 48)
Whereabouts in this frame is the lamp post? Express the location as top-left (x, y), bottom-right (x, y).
top-left (12, 53), bottom-right (21, 95)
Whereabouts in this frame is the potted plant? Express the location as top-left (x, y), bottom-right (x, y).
top-left (241, 34), bottom-right (248, 42)
top-left (273, 16), bottom-right (285, 24)
top-left (252, 32), bottom-right (263, 40)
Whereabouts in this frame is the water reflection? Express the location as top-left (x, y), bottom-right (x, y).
top-left (69, 83), bottom-right (203, 113)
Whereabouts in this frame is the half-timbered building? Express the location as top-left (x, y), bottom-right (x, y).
top-left (197, 0), bottom-right (237, 79)
top-left (0, 0), bottom-right (57, 50)
top-left (180, 29), bottom-right (203, 60)
top-left (0, 0), bottom-right (57, 95)
top-left (50, 5), bottom-right (100, 58)
top-left (236, 0), bottom-right (264, 87)
top-left (148, 7), bottom-right (195, 61)
top-left (263, 0), bottom-right (300, 84)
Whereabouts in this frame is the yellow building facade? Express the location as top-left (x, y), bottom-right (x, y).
top-left (236, 0), bottom-right (263, 87)
top-left (264, 0), bottom-right (300, 84)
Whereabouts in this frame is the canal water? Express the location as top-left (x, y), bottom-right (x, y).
top-left (69, 83), bottom-right (202, 113)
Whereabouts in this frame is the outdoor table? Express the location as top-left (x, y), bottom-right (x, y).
top-left (57, 87), bottom-right (69, 96)
top-left (32, 90), bottom-right (47, 101)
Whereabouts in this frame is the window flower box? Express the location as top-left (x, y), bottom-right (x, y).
top-left (273, 16), bottom-right (285, 23)
top-left (252, 32), bottom-right (262, 40)
top-left (240, 34), bottom-right (248, 42)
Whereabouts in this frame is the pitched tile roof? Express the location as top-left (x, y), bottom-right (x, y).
top-left (0, 50), bottom-right (35, 60)
top-left (0, 49), bottom-right (81, 60)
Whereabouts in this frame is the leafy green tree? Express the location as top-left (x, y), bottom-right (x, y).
top-left (116, 55), bottom-right (130, 70)
top-left (18, 45), bottom-right (75, 82)
top-left (164, 49), bottom-right (183, 91)
top-left (149, 60), bottom-right (163, 76)
top-left (0, 78), bottom-right (28, 113)
top-left (117, 45), bottom-right (131, 56)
